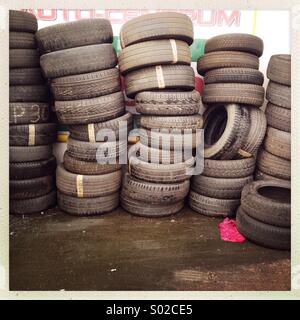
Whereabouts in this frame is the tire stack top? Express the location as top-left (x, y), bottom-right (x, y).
top-left (256, 54), bottom-right (291, 183)
top-left (189, 33), bottom-right (267, 218)
top-left (9, 10), bottom-right (57, 215)
top-left (36, 18), bottom-right (133, 216)
top-left (118, 12), bottom-right (200, 217)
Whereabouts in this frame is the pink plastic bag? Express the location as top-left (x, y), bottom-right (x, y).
top-left (218, 218), bottom-right (246, 243)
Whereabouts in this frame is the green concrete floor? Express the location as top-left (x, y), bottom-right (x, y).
top-left (10, 206), bottom-right (290, 291)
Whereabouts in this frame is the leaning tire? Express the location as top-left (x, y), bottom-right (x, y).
top-left (267, 54), bottom-right (291, 86)
top-left (10, 145), bottom-right (53, 162)
top-left (266, 81), bottom-right (291, 109)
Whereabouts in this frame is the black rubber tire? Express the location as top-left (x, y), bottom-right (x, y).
top-left (197, 51), bottom-right (259, 75)
top-left (120, 12), bottom-right (194, 48)
top-left (267, 54), bottom-right (291, 86)
top-left (50, 68), bottom-right (121, 101)
top-left (9, 102), bottom-right (50, 125)
top-left (119, 39), bottom-right (191, 75)
top-left (204, 67), bottom-right (264, 85)
top-left (10, 68), bottom-right (45, 85)
top-left (69, 112), bottom-right (132, 142)
top-left (203, 158), bottom-right (255, 178)
top-left (10, 145), bottom-right (53, 162)
top-left (135, 90), bottom-right (200, 116)
top-left (265, 103), bottom-right (290, 133)
top-left (121, 190), bottom-right (184, 217)
top-left (189, 190), bottom-right (240, 217)
top-left (255, 169), bottom-right (289, 184)
top-left (236, 207), bottom-right (290, 250)
top-left (202, 83), bottom-right (265, 107)
top-left (40, 44), bottom-right (117, 79)
top-left (9, 10), bottom-right (38, 33)
top-left (9, 32), bottom-right (36, 49)
top-left (63, 151), bottom-right (121, 175)
top-left (256, 149), bottom-right (290, 180)
top-left (10, 156), bottom-right (57, 180)
top-left (10, 190), bottom-right (56, 215)
top-left (266, 81), bottom-right (291, 109)
top-left (125, 65), bottom-right (195, 98)
top-left (241, 180), bottom-right (290, 228)
top-left (192, 175), bottom-right (253, 199)
top-left (264, 126), bottom-right (291, 160)
top-left (204, 33), bottom-right (264, 57)
top-left (57, 190), bottom-right (119, 216)
top-left (203, 104), bottom-right (250, 159)
top-left (55, 91), bottom-right (125, 125)
top-left (10, 85), bottom-right (50, 103)
top-left (10, 175), bottom-right (55, 200)
top-left (36, 19), bottom-right (113, 54)
top-left (10, 49), bottom-right (40, 69)
top-left (9, 123), bottom-right (57, 146)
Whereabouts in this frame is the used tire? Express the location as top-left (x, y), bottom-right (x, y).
top-left (50, 68), bottom-right (121, 101)
top-left (10, 49), bottom-right (40, 69)
top-left (255, 169), bottom-right (288, 184)
top-left (202, 83), bottom-right (265, 107)
top-left (10, 145), bottom-right (53, 162)
top-left (266, 81), bottom-right (291, 109)
top-left (40, 44), bottom-right (117, 78)
top-left (9, 10), bottom-right (38, 33)
top-left (36, 19), bottom-right (113, 54)
top-left (55, 91), bottom-right (125, 125)
top-left (10, 190), bottom-right (56, 215)
top-left (10, 85), bottom-right (49, 103)
top-left (135, 90), bottom-right (201, 116)
top-left (204, 33), bottom-right (264, 57)
top-left (119, 39), bottom-right (191, 75)
top-left (9, 32), bottom-right (36, 49)
top-left (265, 103), bottom-right (290, 132)
top-left (264, 126), bottom-right (291, 160)
top-left (125, 65), bottom-right (195, 98)
top-left (197, 51), bottom-right (259, 75)
top-left (9, 102), bottom-right (50, 124)
top-left (120, 12), bottom-right (193, 48)
top-left (189, 190), bottom-right (240, 217)
top-left (236, 207), bottom-right (290, 250)
top-left (10, 68), bottom-right (45, 85)
top-left (267, 54), bottom-right (291, 86)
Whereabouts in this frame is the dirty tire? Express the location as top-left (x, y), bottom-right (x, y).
top-left (55, 91), bottom-right (124, 125)
top-left (121, 191), bottom-right (184, 217)
top-left (197, 51), bottom-right (259, 75)
top-left (266, 81), bottom-right (291, 109)
top-left (40, 44), bottom-right (117, 78)
top-left (9, 10), bottom-right (38, 33)
top-left (202, 83), bottom-right (265, 107)
top-left (9, 102), bottom-right (50, 124)
top-left (10, 156), bottom-right (56, 180)
top-left (135, 90), bottom-right (201, 116)
top-left (204, 104), bottom-right (251, 159)
top-left (10, 190), bottom-right (56, 215)
top-left (236, 207), bottom-right (290, 250)
top-left (192, 175), bottom-right (253, 199)
top-left (267, 54), bottom-right (291, 86)
top-left (264, 126), bottom-right (291, 160)
top-left (120, 12), bottom-right (194, 48)
top-left (125, 65), bottom-right (195, 98)
top-left (255, 169), bottom-right (289, 184)
top-left (189, 190), bottom-right (240, 217)
top-left (57, 190), bottom-right (119, 216)
top-left (204, 67), bottom-right (264, 85)
top-left (9, 123), bottom-right (57, 146)
top-left (51, 68), bottom-right (121, 101)
top-left (10, 68), bottom-right (45, 85)
top-left (69, 112), bottom-right (132, 142)
top-left (36, 19), bottom-right (113, 54)
top-left (9, 32), bottom-right (36, 49)
top-left (10, 49), bottom-right (40, 69)
top-left (257, 149), bottom-right (290, 180)
top-left (265, 103), bottom-right (290, 132)
top-left (119, 39), bottom-right (191, 75)
top-left (10, 85), bottom-right (49, 103)
top-left (10, 145), bottom-right (53, 162)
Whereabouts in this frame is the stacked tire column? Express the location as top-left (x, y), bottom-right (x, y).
top-left (256, 54), bottom-right (291, 182)
top-left (9, 10), bottom-right (57, 215)
top-left (36, 19), bottom-right (132, 216)
top-left (189, 33), bottom-right (267, 217)
top-left (118, 12), bottom-right (201, 217)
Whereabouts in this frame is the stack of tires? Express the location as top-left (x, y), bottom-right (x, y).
top-left (9, 10), bottom-right (57, 215)
top-left (118, 12), bottom-right (201, 217)
top-left (36, 19), bottom-right (132, 216)
top-left (256, 55), bottom-right (291, 182)
top-left (189, 33), bottom-right (267, 217)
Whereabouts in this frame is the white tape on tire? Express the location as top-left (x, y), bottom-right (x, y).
top-left (156, 66), bottom-right (165, 89)
top-left (88, 124), bottom-right (96, 143)
top-left (76, 175), bottom-right (84, 198)
top-left (170, 39), bottom-right (178, 64)
top-left (28, 124), bottom-right (35, 146)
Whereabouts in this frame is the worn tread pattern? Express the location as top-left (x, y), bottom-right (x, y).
top-left (9, 32), bottom-right (36, 49)
top-left (265, 103), bottom-right (290, 132)
top-left (10, 68), bottom-right (45, 85)
top-left (267, 54), bottom-right (291, 86)
top-left (264, 126), bottom-right (291, 160)
top-left (9, 10), bottom-right (38, 33)
top-left (10, 145), bottom-right (53, 162)
top-left (10, 49), bottom-right (40, 69)
top-left (266, 81), bottom-right (291, 109)
top-left (10, 85), bottom-right (50, 103)
top-left (255, 169), bottom-right (288, 183)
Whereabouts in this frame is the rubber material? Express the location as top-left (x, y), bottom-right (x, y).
top-left (10, 145), bottom-right (53, 162)
top-left (10, 85), bottom-right (50, 103)
top-left (9, 32), bottom-right (36, 49)
top-left (10, 49), bottom-right (40, 69)
top-left (9, 102), bottom-right (50, 124)
top-left (265, 103), bottom-right (290, 132)
top-left (10, 68), bottom-right (45, 85)
top-left (267, 54), bottom-right (291, 86)
top-left (266, 81), bottom-right (291, 109)
top-left (264, 126), bottom-right (291, 160)
top-left (9, 10), bottom-right (38, 33)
